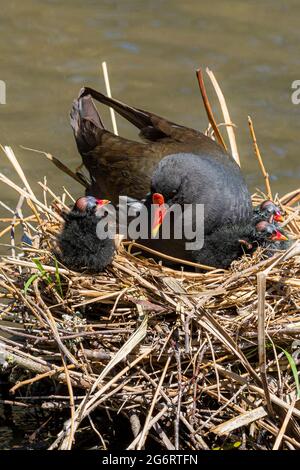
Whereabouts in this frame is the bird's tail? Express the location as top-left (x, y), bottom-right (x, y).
top-left (78, 87), bottom-right (201, 143)
top-left (70, 93), bottom-right (105, 154)
top-left (78, 87), bottom-right (153, 131)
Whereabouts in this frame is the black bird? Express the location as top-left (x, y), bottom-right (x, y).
top-left (57, 196), bottom-right (115, 272)
top-left (130, 153), bottom-right (289, 267)
top-left (253, 200), bottom-right (284, 224)
top-left (130, 152), bottom-right (252, 262)
top-left (148, 152), bottom-right (252, 233)
top-left (137, 190), bottom-right (289, 268)
top-left (70, 87), bottom-right (252, 224)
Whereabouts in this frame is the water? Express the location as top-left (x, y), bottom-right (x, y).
top-left (0, 0), bottom-right (300, 448)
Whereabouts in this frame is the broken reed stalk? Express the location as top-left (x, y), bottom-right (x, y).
top-left (1, 196), bottom-right (300, 451)
top-left (136, 356), bottom-right (171, 450)
top-left (125, 240), bottom-right (217, 271)
top-left (206, 68), bottom-right (241, 167)
top-left (1, 145), bottom-right (36, 200)
top-left (273, 398), bottom-right (297, 450)
top-left (0, 171), bottom-right (62, 222)
top-left (257, 272), bottom-right (273, 415)
top-left (10, 194), bottom-right (24, 260)
top-left (195, 69), bottom-right (227, 150)
top-left (248, 116), bottom-right (272, 200)
top-left (20, 146), bottom-right (88, 188)
top-left (101, 61), bottom-right (119, 135)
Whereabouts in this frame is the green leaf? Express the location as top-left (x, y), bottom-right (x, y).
top-left (278, 346), bottom-right (300, 398)
top-left (32, 258), bottom-right (52, 285)
top-left (24, 273), bottom-right (39, 295)
top-left (233, 441), bottom-right (241, 448)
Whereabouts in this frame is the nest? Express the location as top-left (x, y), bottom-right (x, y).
top-left (1, 164), bottom-right (300, 450)
top-left (1, 66), bottom-right (300, 449)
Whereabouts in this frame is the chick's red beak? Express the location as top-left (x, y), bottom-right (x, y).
top-left (96, 199), bottom-right (110, 207)
top-left (271, 229), bottom-right (288, 242)
top-left (95, 199), bottom-right (111, 217)
top-left (273, 210), bottom-right (284, 223)
top-left (152, 193), bottom-right (167, 237)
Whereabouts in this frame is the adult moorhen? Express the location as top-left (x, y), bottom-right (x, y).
top-left (70, 87), bottom-right (252, 219)
top-left (139, 189), bottom-right (289, 267)
top-left (131, 151), bottom-right (252, 261)
top-left (57, 196), bottom-right (115, 272)
top-left (131, 152), bottom-right (290, 265)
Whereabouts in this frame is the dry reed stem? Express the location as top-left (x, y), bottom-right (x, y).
top-left (9, 364), bottom-right (76, 394)
top-left (136, 356), bottom-right (171, 449)
top-left (20, 146), bottom-right (88, 188)
top-left (248, 116), bottom-right (272, 200)
top-left (195, 69), bottom-right (227, 150)
top-left (206, 68), bottom-right (241, 167)
top-left (101, 61), bottom-right (118, 135)
top-left (212, 406), bottom-right (268, 436)
top-left (273, 398), bottom-right (297, 450)
top-left (125, 241), bottom-right (217, 271)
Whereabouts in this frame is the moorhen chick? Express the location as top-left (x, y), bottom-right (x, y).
top-left (57, 196), bottom-right (115, 272)
top-left (253, 200), bottom-right (284, 224)
top-left (191, 220), bottom-right (289, 269)
top-left (70, 87), bottom-right (252, 214)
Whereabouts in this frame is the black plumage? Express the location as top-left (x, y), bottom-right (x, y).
top-left (192, 220), bottom-right (290, 269)
top-left (135, 152), bottom-right (252, 261)
top-left (149, 152), bottom-right (252, 233)
top-left (57, 197), bottom-right (115, 272)
top-left (56, 196), bottom-right (290, 272)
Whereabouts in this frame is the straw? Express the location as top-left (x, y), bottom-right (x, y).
top-left (101, 61), bottom-right (119, 135)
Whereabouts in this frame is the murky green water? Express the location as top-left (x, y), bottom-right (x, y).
top-left (0, 0), bottom-right (300, 449)
top-left (0, 0), bottom-right (300, 211)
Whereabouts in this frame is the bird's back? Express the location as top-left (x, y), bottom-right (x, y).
top-left (151, 152), bottom-right (252, 235)
top-left (71, 89), bottom-right (252, 208)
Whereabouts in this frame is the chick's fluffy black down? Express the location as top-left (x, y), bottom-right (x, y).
top-left (57, 209), bottom-right (115, 272)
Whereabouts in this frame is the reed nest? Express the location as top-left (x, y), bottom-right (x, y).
top-left (1, 163), bottom-right (300, 450)
top-left (1, 69), bottom-right (300, 450)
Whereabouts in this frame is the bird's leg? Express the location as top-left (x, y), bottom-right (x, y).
top-left (238, 239), bottom-right (253, 250)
